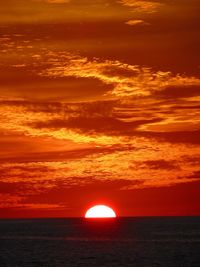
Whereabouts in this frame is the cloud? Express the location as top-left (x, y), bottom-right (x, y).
top-left (141, 130), bottom-right (200, 145)
top-left (155, 85), bottom-right (200, 99)
top-left (119, 0), bottom-right (163, 13)
top-left (40, 52), bottom-right (200, 98)
top-left (2, 31), bottom-right (200, 101)
top-left (0, 92), bottom-right (200, 148)
top-left (0, 194), bottom-right (23, 208)
top-left (32, 117), bottom-right (162, 136)
top-left (0, 137), bottom-right (199, 199)
top-left (187, 170), bottom-right (200, 179)
top-left (0, 96), bottom-right (199, 210)
top-left (125, 19), bottom-right (149, 26)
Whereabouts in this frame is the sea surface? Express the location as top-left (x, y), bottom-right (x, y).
top-left (0, 217), bottom-right (199, 267)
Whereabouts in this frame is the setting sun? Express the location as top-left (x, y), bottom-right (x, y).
top-left (85, 205), bottom-right (117, 218)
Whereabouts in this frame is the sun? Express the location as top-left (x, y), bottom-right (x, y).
top-left (85, 205), bottom-right (117, 218)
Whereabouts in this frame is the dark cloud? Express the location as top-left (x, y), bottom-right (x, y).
top-left (0, 182), bottom-right (24, 194)
top-left (32, 117), bottom-right (162, 135)
top-left (154, 85), bottom-right (200, 99)
top-left (0, 67), bottom-right (112, 101)
top-left (0, 144), bottom-right (135, 163)
top-left (142, 160), bottom-right (179, 170)
top-left (181, 155), bottom-right (200, 165)
top-left (187, 170), bottom-right (200, 179)
top-left (136, 130), bottom-right (200, 145)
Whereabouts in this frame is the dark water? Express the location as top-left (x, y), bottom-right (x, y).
top-left (0, 217), bottom-right (200, 267)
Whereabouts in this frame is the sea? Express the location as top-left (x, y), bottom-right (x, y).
top-left (0, 217), bottom-right (199, 267)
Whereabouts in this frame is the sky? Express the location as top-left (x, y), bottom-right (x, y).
top-left (0, 0), bottom-right (200, 217)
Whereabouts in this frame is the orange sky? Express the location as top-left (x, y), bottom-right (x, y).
top-left (0, 0), bottom-right (200, 217)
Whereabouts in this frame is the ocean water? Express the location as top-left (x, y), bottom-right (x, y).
top-left (0, 217), bottom-right (199, 267)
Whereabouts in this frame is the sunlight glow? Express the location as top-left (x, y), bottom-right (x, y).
top-left (85, 205), bottom-right (117, 218)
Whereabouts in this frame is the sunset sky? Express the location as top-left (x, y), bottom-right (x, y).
top-left (0, 0), bottom-right (200, 217)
